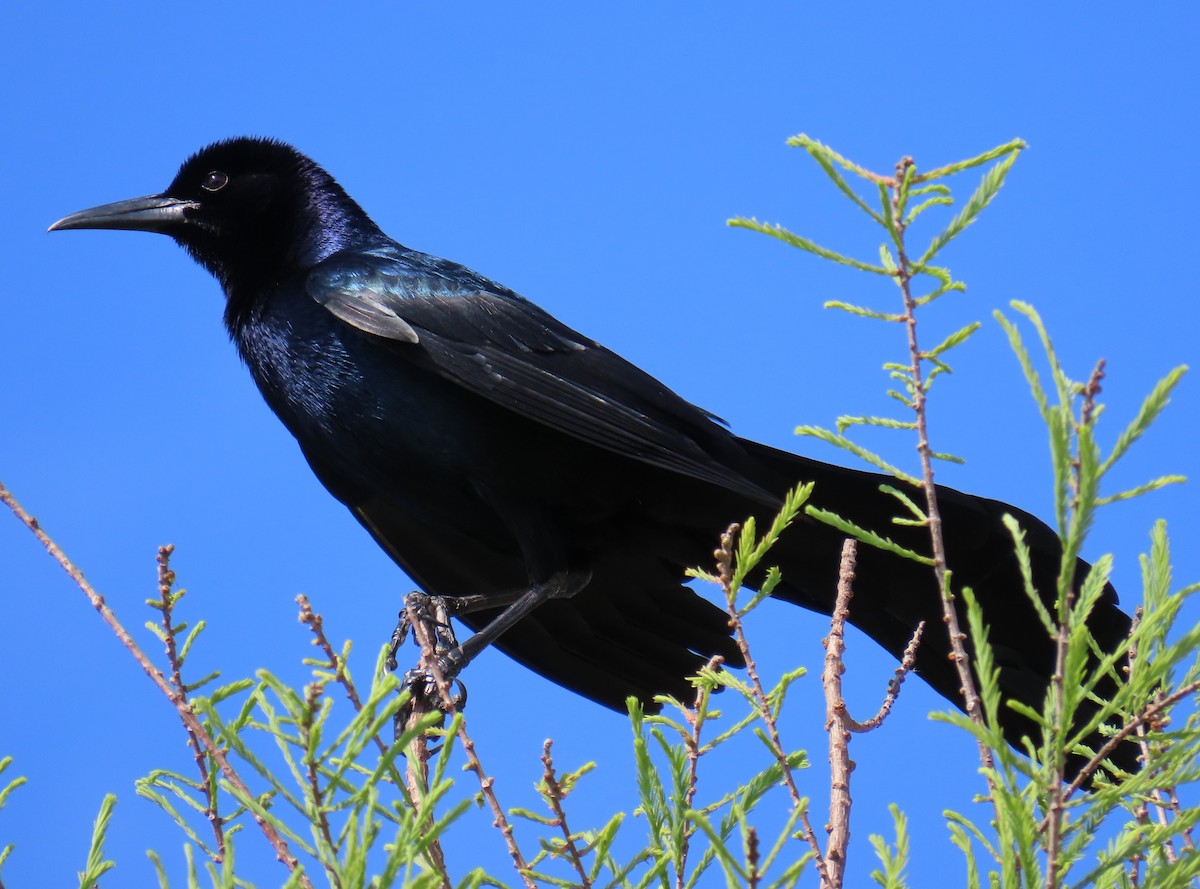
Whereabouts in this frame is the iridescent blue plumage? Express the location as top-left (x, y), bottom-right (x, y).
top-left (50, 137), bottom-right (1137, 779)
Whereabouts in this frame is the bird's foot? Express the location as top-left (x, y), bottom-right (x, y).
top-left (387, 592), bottom-right (461, 671)
top-left (386, 573), bottom-right (590, 737)
top-left (389, 592), bottom-right (469, 738)
top-left (395, 667), bottom-right (468, 738)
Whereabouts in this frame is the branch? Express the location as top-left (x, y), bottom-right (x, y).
top-left (403, 597), bottom-right (536, 889)
top-left (821, 540), bottom-right (923, 889)
top-left (713, 524), bottom-right (829, 886)
top-left (155, 545), bottom-right (225, 859)
top-left (0, 481), bottom-right (313, 888)
top-left (540, 740), bottom-right (592, 888)
top-left (887, 161), bottom-right (994, 780)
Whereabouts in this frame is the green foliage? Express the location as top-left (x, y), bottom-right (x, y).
top-left (732, 135), bottom-right (1025, 553)
top-left (3, 135), bottom-right (1197, 888)
top-left (512, 492), bottom-right (815, 888)
top-left (141, 644), bottom-right (480, 886)
top-left (868, 806), bottom-right (910, 889)
top-left (730, 133), bottom-right (1200, 887)
top-left (0, 756), bottom-right (25, 882)
top-left (930, 318), bottom-right (1198, 885)
top-left (78, 794), bottom-right (118, 888)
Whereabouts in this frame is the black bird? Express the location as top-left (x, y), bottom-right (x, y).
top-left (50, 137), bottom-right (1133, 775)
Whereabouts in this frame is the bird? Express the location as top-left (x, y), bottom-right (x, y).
top-left (50, 136), bottom-right (1134, 777)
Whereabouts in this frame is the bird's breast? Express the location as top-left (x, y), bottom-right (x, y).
top-left (233, 289), bottom-right (499, 479)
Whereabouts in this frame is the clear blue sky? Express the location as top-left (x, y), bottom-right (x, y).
top-left (2, 3), bottom-right (1197, 886)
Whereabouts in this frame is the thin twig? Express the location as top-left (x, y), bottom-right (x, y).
top-left (820, 540), bottom-right (923, 889)
top-left (821, 540), bottom-right (857, 889)
top-left (677, 655), bottom-right (722, 889)
top-left (297, 595), bottom-right (450, 885)
top-left (890, 162), bottom-right (989, 765)
top-left (1044, 593), bottom-right (1071, 887)
top-left (1060, 679), bottom-right (1200, 801)
top-left (746, 825), bottom-right (761, 889)
top-left (404, 597), bottom-right (537, 889)
top-left (714, 525), bottom-right (829, 886)
top-left (297, 596), bottom-right (365, 712)
top-left (1127, 608), bottom-right (1149, 888)
top-left (1047, 361), bottom-right (1108, 857)
top-left (715, 526), bottom-right (802, 806)
top-left (840, 624), bottom-right (924, 735)
top-left (1126, 606), bottom-right (1179, 865)
top-left (1164, 786), bottom-right (1195, 853)
top-left (1141, 714), bottom-right (1179, 866)
top-left (156, 545), bottom-right (225, 860)
top-left (540, 740), bottom-right (592, 888)
top-left (1129, 797), bottom-right (1148, 888)
top-left (401, 676), bottom-right (445, 884)
top-left (296, 600), bottom-right (416, 795)
top-left (300, 681), bottom-right (342, 889)
top-left (0, 481), bottom-right (314, 888)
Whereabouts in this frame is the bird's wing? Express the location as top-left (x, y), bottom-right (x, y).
top-left (307, 247), bottom-right (772, 500)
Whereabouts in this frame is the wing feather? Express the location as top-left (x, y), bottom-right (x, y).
top-left (307, 246), bottom-right (772, 500)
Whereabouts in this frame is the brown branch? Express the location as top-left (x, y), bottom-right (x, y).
top-left (714, 524), bottom-right (829, 887)
top-left (715, 526), bottom-right (802, 806)
top-left (539, 740), bottom-right (592, 888)
top-left (300, 681), bottom-right (341, 889)
top-left (1163, 785), bottom-right (1195, 853)
top-left (1140, 718), bottom-right (1178, 866)
top-left (1048, 362), bottom-right (1106, 887)
top-left (746, 825), bottom-right (761, 889)
top-left (1119, 609), bottom-right (1192, 861)
top-left (820, 540), bottom-right (923, 889)
top-left (1128, 797), bottom-right (1148, 888)
top-left (821, 540), bottom-right (856, 889)
top-left (297, 596), bottom-right (365, 712)
top-left (1061, 678), bottom-right (1200, 802)
top-left (403, 597), bottom-right (536, 889)
top-left (0, 481), bottom-right (313, 888)
top-left (841, 623), bottom-right (925, 735)
top-left (677, 655), bottom-right (722, 889)
top-left (1123, 605), bottom-right (1180, 860)
top-left (890, 162), bottom-right (989, 769)
top-left (296, 597), bottom-right (419, 800)
top-left (401, 681), bottom-right (446, 885)
top-left (1048, 361), bottom-right (1106, 888)
top-left (297, 594), bottom-right (450, 885)
top-left (155, 544), bottom-right (226, 860)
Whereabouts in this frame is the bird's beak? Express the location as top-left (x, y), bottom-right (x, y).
top-left (48, 195), bottom-right (199, 234)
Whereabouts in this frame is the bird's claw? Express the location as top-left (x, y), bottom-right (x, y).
top-left (389, 592), bottom-right (469, 738)
top-left (395, 666), bottom-right (468, 738)
top-left (387, 592), bottom-right (460, 670)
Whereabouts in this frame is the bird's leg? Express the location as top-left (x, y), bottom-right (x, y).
top-left (449, 569), bottom-right (590, 668)
top-left (389, 570), bottom-right (589, 727)
top-left (387, 593), bottom-right (461, 672)
top-left (391, 593), bottom-right (468, 737)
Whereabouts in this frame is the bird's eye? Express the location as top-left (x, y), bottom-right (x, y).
top-left (201, 170), bottom-right (229, 192)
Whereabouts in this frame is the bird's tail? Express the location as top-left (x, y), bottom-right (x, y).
top-left (735, 438), bottom-right (1135, 778)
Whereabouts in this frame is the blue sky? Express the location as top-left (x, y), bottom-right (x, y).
top-left (2, 3), bottom-right (1197, 886)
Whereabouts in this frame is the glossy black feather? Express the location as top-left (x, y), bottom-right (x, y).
top-left (52, 137), bottom-right (1136, 778)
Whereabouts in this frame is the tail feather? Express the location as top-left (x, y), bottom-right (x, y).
top-left (458, 436), bottom-right (1135, 781)
top-left (738, 438), bottom-right (1135, 777)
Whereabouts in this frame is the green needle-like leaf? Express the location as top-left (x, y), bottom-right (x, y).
top-left (917, 148), bottom-right (1021, 267)
top-left (729, 217), bottom-right (891, 274)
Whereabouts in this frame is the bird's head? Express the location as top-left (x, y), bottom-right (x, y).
top-left (50, 137), bottom-right (382, 295)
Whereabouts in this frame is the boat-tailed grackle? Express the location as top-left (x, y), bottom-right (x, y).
top-left (50, 137), bottom-right (1134, 776)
